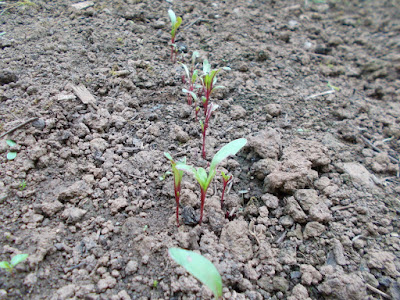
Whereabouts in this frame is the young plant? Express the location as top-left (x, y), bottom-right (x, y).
top-left (180, 51), bottom-right (200, 106)
top-left (220, 171), bottom-right (232, 209)
top-left (165, 153), bottom-right (186, 226)
top-left (169, 248), bottom-right (222, 300)
top-left (6, 139), bottom-right (17, 160)
top-left (176, 138), bottom-right (247, 224)
top-left (0, 253), bottom-right (28, 273)
top-left (200, 103), bottom-right (218, 159)
top-left (200, 59), bottom-right (230, 115)
top-left (168, 9), bottom-right (182, 63)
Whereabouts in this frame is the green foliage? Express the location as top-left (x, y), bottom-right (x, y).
top-left (19, 180), bottom-right (27, 191)
top-left (176, 138), bottom-right (247, 223)
top-left (178, 138), bottom-right (246, 193)
top-left (165, 153), bottom-right (186, 226)
top-left (0, 254), bottom-right (29, 273)
top-left (169, 248), bottom-right (222, 300)
top-left (168, 9), bottom-right (182, 41)
top-left (6, 139), bottom-right (17, 160)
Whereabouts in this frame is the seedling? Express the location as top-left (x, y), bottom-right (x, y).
top-left (6, 139), bottom-right (17, 160)
top-left (19, 180), bottom-right (27, 191)
top-left (199, 103), bottom-right (218, 159)
top-left (0, 253), bottom-right (28, 273)
top-left (220, 171), bottom-right (232, 209)
top-left (159, 171), bottom-right (172, 181)
top-left (180, 51), bottom-right (200, 105)
top-left (176, 138), bottom-right (247, 224)
top-left (200, 59), bottom-right (230, 115)
top-left (168, 9), bottom-right (182, 63)
top-left (165, 153), bottom-right (186, 226)
top-left (169, 248), bottom-right (222, 300)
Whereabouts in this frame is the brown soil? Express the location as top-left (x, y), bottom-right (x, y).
top-left (1, 0), bottom-right (400, 299)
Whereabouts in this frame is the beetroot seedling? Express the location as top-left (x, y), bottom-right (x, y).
top-left (220, 171), bottom-right (232, 209)
top-left (180, 51), bottom-right (200, 105)
top-left (168, 9), bottom-right (182, 63)
top-left (176, 138), bottom-right (247, 224)
top-left (200, 59), bottom-right (230, 115)
top-left (0, 253), bottom-right (28, 274)
top-left (165, 153), bottom-right (186, 226)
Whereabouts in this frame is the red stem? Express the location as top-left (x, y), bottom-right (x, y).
top-left (199, 188), bottom-right (207, 224)
top-left (201, 125), bottom-right (207, 159)
top-left (220, 176), bottom-right (232, 209)
top-left (221, 182), bottom-right (227, 209)
top-left (174, 182), bottom-right (181, 226)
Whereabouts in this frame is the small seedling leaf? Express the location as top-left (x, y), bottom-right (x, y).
top-left (7, 152), bottom-right (17, 160)
top-left (210, 138), bottom-right (247, 171)
top-left (0, 261), bottom-right (10, 270)
top-left (196, 168), bottom-right (208, 186)
top-left (203, 59), bottom-right (211, 74)
top-left (6, 139), bottom-right (16, 147)
top-left (169, 248), bottom-right (222, 300)
top-left (179, 63), bottom-right (190, 79)
top-left (11, 254), bottom-right (28, 267)
top-left (168, 9), bottom-right (176, 25)
top-left (164, 152), bottom-right (173, 162)
top-left (176, 17), bottom-right (182, 29)
top-left (176, 163), bottom-right (196, 175)
top-left (182, 89), bottom-right (198, 102)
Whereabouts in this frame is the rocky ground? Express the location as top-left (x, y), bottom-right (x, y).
top-left (0, 0), bottom-right (400, 299)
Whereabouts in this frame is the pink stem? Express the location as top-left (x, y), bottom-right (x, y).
top-left (174, 182), bottom-right (181, 226)
top-left (199, 189), bottom-right (206, 224)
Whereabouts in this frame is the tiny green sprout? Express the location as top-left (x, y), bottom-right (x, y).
top-left (169, 248), bottom-right (222, 300)
top-left (327, 81), bottom-right (340, 91)
top-left (152, 279), bottom-right (158, 288)
top-left (200, 59), bottom-right (231, 115)
top-left (168, 9), bottom-right (182, 62)
top-left (177, 138), bottom-right (247, 224)
top-left (159, 171), bottom-right (172, 181)
top-left (6, 139), bottom-right (17, 160)
top-left (0, 253), bottom-right (29, 273)
top-left (19, 180), bottom-right (27, 191)
top-left (220, 171), bottom-right (232, 209)
top-left (180, 51), bottom-right (200, 105)
top-left (165, 153), bottom-right (186, 226)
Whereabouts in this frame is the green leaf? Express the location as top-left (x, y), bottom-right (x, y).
top-left (164, 152), bottom-right (173, 162)
top-left (7, 152), bottom-right (17, 160)
top-left (175, 16), bottom-right (182, 29)
top-left (203, 59), bottom-right (211, 74)
top-left (168, 248), bottom-right (222, 300)
top-left (195, 168), bottom-right (208, 188)
top-left (0, 261), bottom-right (10, 270)
top-left (210, 138), bottom-right (247, 172)
top-left (6, 139), bottom-right (16, 147)
top-left (168, 9), bottom-right (176, 25)
top-left (182, 89), bottom-right (198, 102)
top-left (176, 164), bottom-right (196, 176)
top-left (10, 254), bottom-right (28, 267)
top-left (179, 62), bottom-right (190, 79)
top-left (192, 51), bottom-right (199, 64)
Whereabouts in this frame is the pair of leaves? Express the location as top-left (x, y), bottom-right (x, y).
top-left (6, 139), bottom-right (17, 160)
top-left (164, 153), bottom-right (185, 189)
top-left (176, 138), bottom-right (247, 191)
top-left (168, 9), bottom-right (182, 38)
top-left (169, 248), bottom-right (222, 300)
top-left (0, 253), bottom-right (29, 272)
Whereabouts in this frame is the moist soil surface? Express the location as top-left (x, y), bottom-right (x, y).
top-left (1, 0), bottom-right (400, 299)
